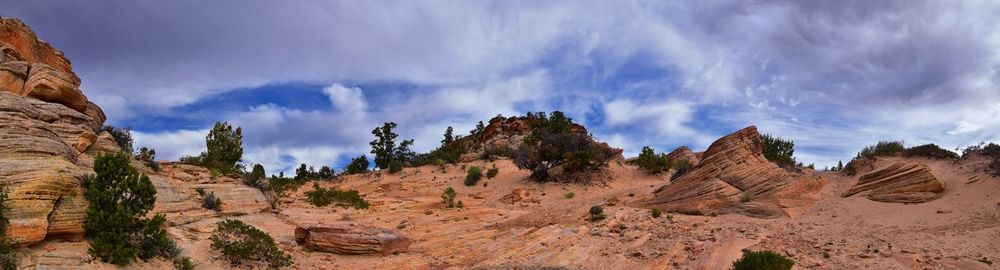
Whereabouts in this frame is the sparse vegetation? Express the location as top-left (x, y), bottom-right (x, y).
top-left (441, 187), bottom-right (457, 208)
top-left (370, 122), bottom-right (415, 170)
top-left (978, 257), bottom-right (993, 266)
top-left (173, 257), bottom-right (195, 270)
top-left (388, 160), bottom-right (403, 174)
top-left (84, 151), bottom-right (176, 266)
top-left (740, 191), bottom-right (754, 202)
top-left (513, 111), bottom-right (616, 181)
top-left (858, 140), bottom-right (905, 158)
top-left (565, 192), bottom-right (575, 199)
top-left (732, 249), bottom-right (794, 270)
top-left (651, 208), bottom-right (662, 218)
top-left (904, 144), bottom-right (958, 159)
top-left (268, 172), bottom-right (306, 197)
top-left (486, 165), bottom-right (499, 179)
top-left (671, 160), bottom-right (693, 180)
top-left (303, 183), bottom-right (369, 209)
top-left (102, 125), bottom-right (134, 154)
top-left (465, 166), bottom-right (483, 186)
top-left (413, 126), bottom-right (467, 166)
top-left (343, 155), bottom-right (370, 175)
top-left (202, 191), bottom-right (223, 212)
top-left (588, 206), bottom-right (606, 221)
top-left (963, 143), bottom-right (1000, 176)
top-left (244, 164), bottom-right (268, 190)
top-left (0, 186), bottom-right (17, 270)
top-left (181, 122), bottom-right (244, 174)
top-left (210, 219), bottom-right (291, 269)
top-left (631, 146), bottom-right (671, 174)
top-left (135, 147), bottom-right (156, 162)
top-left (760, 134), bottom-right (795, 167)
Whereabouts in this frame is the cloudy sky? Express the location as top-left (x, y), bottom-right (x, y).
top-left (5, 1), bottom-right (1000, 173)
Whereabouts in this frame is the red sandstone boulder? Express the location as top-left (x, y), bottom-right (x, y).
top-left (842, 162), bottom-right (945, 203)
top-left (295, 221), bottom-right (411, 255)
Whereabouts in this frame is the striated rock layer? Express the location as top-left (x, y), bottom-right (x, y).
top-left (639, 126), bottom-right (826, 218)
top-left (842, 162), bottom-right (945, 203)
top-left (666, 146), bottom-right (701, 166)
top-left (295, 221), bottom-right (411, 255)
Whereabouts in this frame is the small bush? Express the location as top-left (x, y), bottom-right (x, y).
top-left (732, 249), bottom-right (794, 270)
top-left (671, 160), bottom-right (693, 180)
top-left (343, 155), bottom-right (369, 175)
top-left (388, 160), bottom-right (403, 174)
top-left (858, 141), bottom-right (905, 158)
top-left (244, 164), bottom-right (268, 190)
top-left (202, 192), bottom-right (223, 212)
top-left (465, 166), bottom-right (483, 186)
top-left (904, 144), bottom-right (958, 159)
top-left (0, 186), bottom-right (17, 269)
top-left (303, 184), bottom-right (369, 209)
top-left (102, 125), bottom-right (135, 154)
top-left (964, 143), bottom-right (1000, 176)
top-left (135, 147), bottom-right (156, 162)
top-left (210, 220), bottom-right (291, 269)
top-left (181, 122), bottom-right (244, 174)
top-left (513, 111), bottom-right (616, 181)
top-left (978, 257), bottom-right (993, 266)
top-left (147, 161), bottom-right (161, 172)
top-left (760, 134), bottom-right (795, 167)
top-left (588, 206), bottom-right (606, 221)
top-left (268, 173), bottom-right (306, 197)
top-left (441, 187), bottom-right (457, 208)
top-left (173, 257), bottom-right (195, 270)
top-left (740, 191), bottom-right (754, 203)
top-left (486, 165), bottom-right (499, 179)
top-left (632, 146), bottom-right (672, 174)
top-left (651, 208), bottom-right (662, 218)
top-left (564, 192), bottom-right (575, 199)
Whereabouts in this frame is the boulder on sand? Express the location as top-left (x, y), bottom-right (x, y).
top-left (295, 221), bottom-right (411, 255)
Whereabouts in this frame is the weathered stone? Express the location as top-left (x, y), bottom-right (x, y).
top-left (639, 126), bottom-right (826, 217)
top-left (295, 221), bottom-right (412, 255)
top-left (842, 162), bottom-right (945, 203)
top-left (666, 146), bottom-right (701, 166)
top-left (24, 63), bottom-right (88, 112)
top-left (0, 60), bottom-right (28, 94)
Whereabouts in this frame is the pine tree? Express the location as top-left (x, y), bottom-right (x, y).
top-left (442, 126), bottom-right (454, 146)
top-left (344, 155), bottom-right (369, 175)
top-left (204, 121), bottom-right (243, 173)
top-left (370, 122), bottom-right (414, 169)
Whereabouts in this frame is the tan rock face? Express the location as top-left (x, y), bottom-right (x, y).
top-left (294, 221), bottom-right (411, 255)
top-left (0, 18), bottom-right (91, 115)
top-left (639, 126), bottom-right (826, 218)
top-left (667, 146), bottom-right (701, 166)
top-left (842, 162), bottom-right (945, 203)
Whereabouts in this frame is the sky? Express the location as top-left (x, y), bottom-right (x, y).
top-left (4, 1), bottom-right (1000, 173)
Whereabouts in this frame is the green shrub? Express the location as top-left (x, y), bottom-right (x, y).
top-left (102, 125), bottom-right (134, 154)
top-left (963, 143), bottom-right (1000, 176)
top-left (486, 165), bottom-right (499, 179)
top-left (173, 257), bottom-right (195, 270)
top-left (210, 220), bottom-right (291, 269)
top-left (441, 187), bottom-right (457, 208)
top-left (631, 146), bottom-right (672, 174)
top-left (413, 126), bottom-right (468, 166)
top-left (84, 151), bottom-right (174, 266)
top-left (740, 191), bottom-right (753, 203)
top-left (244, 164), bottom-right (268, 190)
top-left (760, 134), bottom-right (795, 167)
top-left (513, 111), bottom-right (616, 181)
top-left (671, 160), bottom-right (693, 180)
top-left (651, 208), bottom-right (662, 218)
top-left (481, 145), bottom-right (514, 161)
top-left (303, 184), bottom-right (369, 209)
top-left (268, 173), bottom-right (306, 197)
top-left (343, 155), bottom-right (369, 175)
top-left (904, 144), bottom-right (958, 159)
top-left (388, 160), bottom-right (403, 174)
top-left (465, 166), bottom-right (483, 186)
top-left (858, 141), bottom-right (905, 158)
top-left (564, 192), bottom-right (575, 199)
top-left (202, 192), bottom-right (222, 212)
top-left (135, 147), bottom-right (156, 162)
top-left (147, 161), bottom-right (161, 172)
top-left (181, 122), bottom-right (243, 174)
top-left (588, 206), bottom-right (606, 221)
top-left (0, 186), bottom-right (17, 270)
top-left (732, 249), bottom-right (794, 270)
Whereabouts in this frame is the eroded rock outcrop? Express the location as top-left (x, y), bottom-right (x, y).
top-left (461, 115), bottom-right (622, 161)
top-left (638, 126), bottom-right (825, 218)
top-left (666, 146), bottom-right (701, 166)
top-left (842, 162), bottom-right (945, 203)
top-left (295, 221), bottom-right (411, 255)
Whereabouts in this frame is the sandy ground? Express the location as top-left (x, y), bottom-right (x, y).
top-left (19, 157), bottom-right (1000, 269)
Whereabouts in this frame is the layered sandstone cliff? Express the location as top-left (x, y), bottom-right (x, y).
top-left (842, 162), bottom-right (946, 203)
top-left (638, 126), bottom-right (826, 218)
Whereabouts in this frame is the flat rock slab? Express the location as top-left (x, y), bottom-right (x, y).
top-left (842, 162), bottom-right (945, 203)
top-left (295, 221), bottom-right (411, 255)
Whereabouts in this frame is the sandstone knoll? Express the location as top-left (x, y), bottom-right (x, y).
top-left (666, 145), bottom-right (701, 166)
top-left (842, 161), bottom-right (946, 203)
top-left (639, 126), bottom-right (826, 218)
top-left (458, 115), bottom-right (622, 161)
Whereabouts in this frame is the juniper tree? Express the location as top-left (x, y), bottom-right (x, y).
top-left (204, 121), bottom-right (243, 173)
top-left (370, 122), bottom-right (415, 169)
top-left (344, 155), bottom-right (369, 175)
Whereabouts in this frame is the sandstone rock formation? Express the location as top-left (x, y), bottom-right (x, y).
top-left (460, 115), bottom-right (622, 161)
top-left (294, 221), bottom-right (411, 255)
top-left (667, 146), bottom-right (701, 166)
top-left (638, 126), bottom-right (826, 218)
top-left (842, 162), bottom-right (946, 203)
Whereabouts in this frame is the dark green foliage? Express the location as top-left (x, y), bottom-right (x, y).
top-left (317, 166), bottom-right (334, 179)
top-left (465, 166), bottom-right (483, 186)
top-left (181, 122), bottom-right (243, 174)
top-left (903, 144), bottom-right (958, 159)
top-left (136, 215), bottom-right (182, 260)
top-left (202, 192), bottom-right (222, 212)
top-left (210, 220), bottom-right (291, 269)
top-left (84, 151), bottom-right (173, 266)
top-left (671, 160), bottom-right (693, 180)
top-left (632, 146), bottom-right (672, 174)
top-left (244, 164), bottom-right (268, 190)
top-left (513, 111), bottom-right (616, 181)
top-left (858, 141), bottom-right (905, 158)
top-left (370, 122), bottom-right (415, 170)
top-left (963, 143), bottom-right (1000, 176)
top-left (471, 121), bottom-right (485, 135)
top-left (268, 173), bottom-right (306, 197)
top-left (441, 187), bottom-right (457, 208)
top-left (147, 161), bottom-right (161, 172)
top-left (442, 126), bottom-right (455, 145)
top-left (414, 128), bottom-right (468, 166)
top-left (293, 164), bottom-right (335, 180)
top-left (102, 125), bottom-right (134, 154)
top-left (481, 145), bottom-right (514, 161)
top-left (760, 134), bottom-right (795, 167)
top-left (486, 165), bottom-right (499, 179)
top-left (135, 147), bottom-right (156, 162)
top-left (732, 249), bottom-right (794, 270)
top-left (831, 160), bottom-right (844, 171)
top-left (173, 257), bottom-right (195, 270)
top-left (0, 186), bottom-right (17, 270)
top-left (303, 184), bottom-right (369, 209)
top-left (588, 206), bottom-right (606, 221)
top-left (388, 160), bottom-right (403, 174)
top-left (344, 155), bottom-right (370, 175)
top-left (651, 208), bottom-right (662, 218)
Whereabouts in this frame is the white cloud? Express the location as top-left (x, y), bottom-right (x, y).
top-left (604, 99), bottom-right (697, 139)
top-left (133, 129), bottom-right (209, 161)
